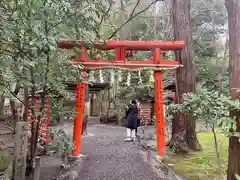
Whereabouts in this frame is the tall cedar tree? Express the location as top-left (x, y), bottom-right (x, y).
top-left (169, 0), bottom-right (201, 152)
top-left (225, 0), bottom-right (240, 179)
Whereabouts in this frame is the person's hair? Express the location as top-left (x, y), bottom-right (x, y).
top-left (131, 99), bottom-right (137, 105)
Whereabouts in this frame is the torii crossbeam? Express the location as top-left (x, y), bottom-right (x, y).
top-left (58, 40), bottom-right (184, 158)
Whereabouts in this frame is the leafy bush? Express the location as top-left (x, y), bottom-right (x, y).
top-left (167, 88), bottom-right (240, 167)
top-left (0, 151), bottom-right (9, 172)
top-left (168, 88), bottom-right (237, 134)
top-left (47, 128), bottom-right (75, 154)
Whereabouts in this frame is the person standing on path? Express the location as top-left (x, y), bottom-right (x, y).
top-left (124, 100), bottom-right (138, 142)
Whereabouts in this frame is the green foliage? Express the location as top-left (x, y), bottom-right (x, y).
top-left (50, 97), bottom-right (74, 126)
top-left (236, 174), bottom-right (240, 180)
top-left (50, 99), bottom-right (62, 126)
top-left (0, 151), bottom-right (9, 171)
top-left (192, 0), bottom-right (227, 38)
top-left (0, 0), bottom-right (109, 98)
top-left (191, 0), bottom-right (228, 86)
top-left (168, 88), bottom-right (237, 134)
top-left (48, 128), bottom-right (74, 153)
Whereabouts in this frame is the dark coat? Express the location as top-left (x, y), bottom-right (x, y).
top-left (125, 104), bottom-right (138, 130)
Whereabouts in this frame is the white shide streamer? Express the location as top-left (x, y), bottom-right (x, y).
top-left (89, 71), bottom-right (95, 82)
top-left (118, 70), bottom-right (122, 82)
top-left (127, 71), bottom-right (131, 86)
top-left (99, 69), bottom-right (104, 83)
top-left (138, 70), bottom-right (142, 84)
top-left (110, 69), bottom-right (115, 84)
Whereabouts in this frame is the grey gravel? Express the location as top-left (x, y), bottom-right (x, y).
top-left (77, 124), bottom-right (163, 180)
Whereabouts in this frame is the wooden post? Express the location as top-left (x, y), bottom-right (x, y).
top-left (33, 157), bottom-right (41, 180)
top-left (168, 167), bottom-right (173, 180)
top-left (153, 48), bottom-right (165, 157)
top-left (43, 97), bottom-right (51, 144)
top-left (13, 122), bottom-right (28, 180)
top-left (59, 97), bottom-right (65, 123)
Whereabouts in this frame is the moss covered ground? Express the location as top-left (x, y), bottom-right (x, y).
top-left (170, 132), bottom-right (228, 180)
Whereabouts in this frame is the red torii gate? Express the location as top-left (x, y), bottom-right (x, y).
top-left (58, 40), bottom-right (184, 158)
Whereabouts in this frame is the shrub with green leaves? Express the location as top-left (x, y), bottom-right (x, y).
top-left (47, 128), bottom-right (75, 154)
top-left (167, 88), bottom-right (240, 167)
top-left (0, 151), bottom-right (9, 172)
top-left (168, 88), bottom-right (237, 134)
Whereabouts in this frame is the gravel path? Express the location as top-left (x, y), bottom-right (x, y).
top-left (77, 123), bottom-right (163, 180)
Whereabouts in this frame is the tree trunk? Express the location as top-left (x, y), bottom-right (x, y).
top-left (10, 100), bottom-right (18, 122)
top-left (9, 83), bottom-right (21, 132)
top-left (211, 126), bottom-right (221, 168)
top-left (225, 0), bottom-right (240, 179)
top-left (82, 84), bottom-right (89, 135)
top-left (169, 0), bottom-right (201, 152)
top-left (23, 86), bottom-right (29, 121)
top-left (0, 93), bottom-right (5, 116)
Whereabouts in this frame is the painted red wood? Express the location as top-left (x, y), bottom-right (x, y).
top-left (153, 48), bottom-right (165, 157)
top-left (72, 82), bottom-right (86, 155)
top-left (58, 40), bottom-right (184, 51)
top-left (58, 40), bottom-right (184, 157)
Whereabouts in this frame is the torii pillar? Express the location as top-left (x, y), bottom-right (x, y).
top-left (72, 58), bottom-right (87, 156)
top-left (58, 40), bottom-right (184, 157)
top-left (154, 48), bottom-right (165, 157)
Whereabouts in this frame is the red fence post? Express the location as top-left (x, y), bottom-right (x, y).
top-left (153, 48), bottom-right (165, 157)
